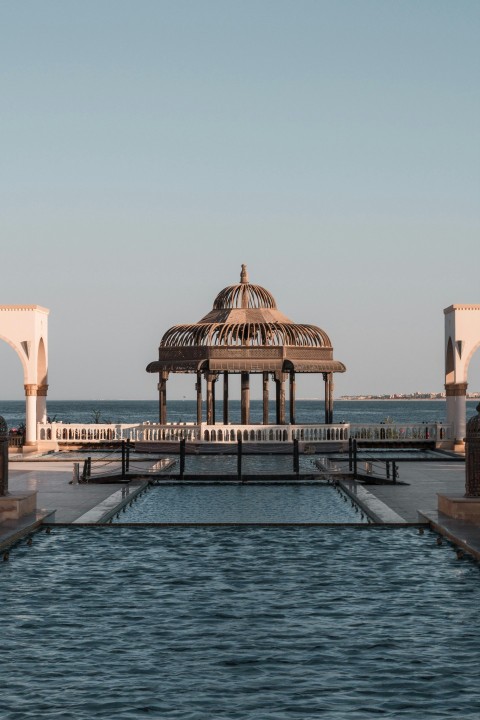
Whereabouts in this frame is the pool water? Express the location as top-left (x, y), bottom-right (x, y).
top-left (112, 485), bottom-right (365, 523)
top-left (162, 454), bottom-right (321, 475)
top-left (2, 526), bottom-right (480, 719)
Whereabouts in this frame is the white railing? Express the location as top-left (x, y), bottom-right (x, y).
top-left (37, 422), bottom-right (201, 443)
top-left (136, 424), bottom-right (201, 442)
top-left (200, 424), bottom-right (349, 443)
top-left (38, 422), bottom-right (138, 443)
top-left (36, 421), bottom-right (452, 445)
top-left (349, 423), bottom-right (451, 442)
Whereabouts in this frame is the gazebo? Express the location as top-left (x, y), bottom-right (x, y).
top-left (147, 265), bottom-right (345, 426)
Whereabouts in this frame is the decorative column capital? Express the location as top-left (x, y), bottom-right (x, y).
top-left (24, 384), bottom-right (38, 397)
top-left (445, 383), bottom-right (468, 397)
top-left (37, 384), bottom-right (49, 397)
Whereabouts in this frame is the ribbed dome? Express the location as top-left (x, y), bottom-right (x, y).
top-left (160, 322), bottom-right (331, 348)
top-left (159, 265), bottom-right (333, 349)
top-left (213, 266), bottom-right (277, 310)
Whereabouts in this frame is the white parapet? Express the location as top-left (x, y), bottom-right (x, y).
top-left (36, 421), bottom-right (451, 446)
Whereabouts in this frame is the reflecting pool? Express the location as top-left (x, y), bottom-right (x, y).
top-left (112, 485), bottom-right (365, 523)
top-left (163, 454), bottom-right (321, 475)
top-left (2, 527), bottom-right (480, 719)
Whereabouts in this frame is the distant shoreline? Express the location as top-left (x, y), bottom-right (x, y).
top-left (336, 398), bottom-right (447, 402)
top-left (337, 397), bottom-right (479, 402)
top-left (1, 397), bottom-right (478, 403)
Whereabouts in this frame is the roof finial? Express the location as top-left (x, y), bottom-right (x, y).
top-left (240, 264), bottom-right (249, 284)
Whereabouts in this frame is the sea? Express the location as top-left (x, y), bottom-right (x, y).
top-left (1, 398), bottom-right (478, 430)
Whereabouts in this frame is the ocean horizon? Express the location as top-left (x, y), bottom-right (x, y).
top-left (1, 399), bottom-right (479, 430)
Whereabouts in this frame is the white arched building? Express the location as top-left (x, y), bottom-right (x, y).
top-left (0, 305), bottom-right (49, 446)
top-left (445, 304), bottom-right (480, 447)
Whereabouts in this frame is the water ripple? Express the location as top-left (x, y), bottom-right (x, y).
top-left (1, 527), bottom-right (480, 719)
top-left (114, 485), bottom-right (363, 523)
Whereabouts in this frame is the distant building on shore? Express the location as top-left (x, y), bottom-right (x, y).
top-left (339, 392), bottom-right (480, 400)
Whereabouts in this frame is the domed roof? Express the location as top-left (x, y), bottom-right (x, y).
top-left (159, 265), bottom-right (333, 349)
top-left (213, 265), bottom-right (277, 310)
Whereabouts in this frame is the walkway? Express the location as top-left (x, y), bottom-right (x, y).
top-left (9, 461), bottom-right (128, 522)
top-left (361, 461), bottom-right (465, 522)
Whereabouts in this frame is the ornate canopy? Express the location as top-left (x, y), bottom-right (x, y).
top-left (147, 265), bottom-right (346, 375)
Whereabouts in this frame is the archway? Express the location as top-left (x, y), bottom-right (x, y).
top-left (444, 305), bottom-right (480, 446)
top-left (0, 306), bottom-right (50, 445)
top-left (36, 337), bottom-right (48, 425)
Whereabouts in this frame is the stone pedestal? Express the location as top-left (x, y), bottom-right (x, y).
top-left (438, 494), bottom-right (480, 522)
top-left (1, 414), bottom-right (38, 523)
top-left (438, 403), bottom-right (480, 521)
top-left (0, 492), bottom-right (38, 522)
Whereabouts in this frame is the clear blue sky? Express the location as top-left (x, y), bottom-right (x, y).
top-left (1, 0), bottom-right (479, 400)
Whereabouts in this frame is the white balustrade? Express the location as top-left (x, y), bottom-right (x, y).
top-left (37, 422), bottom-right (201, 444)
top-left (200, 424), bottom-right (349, 443)
top-left (349, 423), bottom-right (451, 442)
top-left (36, 421), bottom-right (452, 445)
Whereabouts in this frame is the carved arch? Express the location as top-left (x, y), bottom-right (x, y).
top-left (0, 333), bottom-right (28, 381)
top-left (445, 337), bottom-right (455, 384)
top-left (463, 340), bottom-right (480, 385)
top-left (37, 337), bottom-right (48, 385)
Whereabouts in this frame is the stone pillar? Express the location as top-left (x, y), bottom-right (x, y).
top-left (205, 373), bottom-right (216, 425)
top-left (322, 373), bottom-right (334, 424)
top-left (36, 384), bottom-right (48, 425)
top-left (0, 416), bottom-right (8, 496)
top-left (262, 372), bottom-right (269, 425)
top-left (196, 372), bottom-right (202, 424)
top-left (24, 384), bottom-right (38, 444)
top-left (289, 371), bottom-right (296, 425)
top-left (158, 371), bottom-right (169, 425)
top-left (328, 373), bottom-right (334, 424)
top-left (323, 374), bottom-right (329, 424)
top-left (212, 375), bottom-right (217, 425)
top-left (275, 372), bottom-right (286, 425)
top-left (223, 372), bottom-right (229, 425)
top-left (446, 382), bottom-right (468, 445)
top-left (241, 372), bottom-right (250, 425)
top-left (466, 404), bottom-right (480, 497)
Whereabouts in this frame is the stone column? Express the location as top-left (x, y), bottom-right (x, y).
top-left (196, 372), bottom-right (202, 424)
top-left (212, 375), bottom-right (217, 425)
top-left (465, 403), bottom-right (480, 497)
top-left (323, 374), bottom-right (334, 424)
top-left (446, 382), bottom-right (468, 445)
top-left (205, 373), bottom-right (216, 425)
top-left (36, 384), bottom-right (48, 425)
top-left (241, 372), bottom-right (250, 425)
top-left (323, 374), bottom-right (329, 424)
top-left (24, 384), bottom-right (38, 444)
top-left (0, 416), bottom-right (8, 496)
top-left (289, 371), bottom-right (296, 425)
top-left (158, 371), bottom-right (169, 425)
top-left (328, 373), bottom-right (334, 424)
top-left (275, 372), bottom-right (286, 425)
top-left (262, 372), bottom-right (269, 425)
top-left (223, 372), bottom-right (229, 425)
